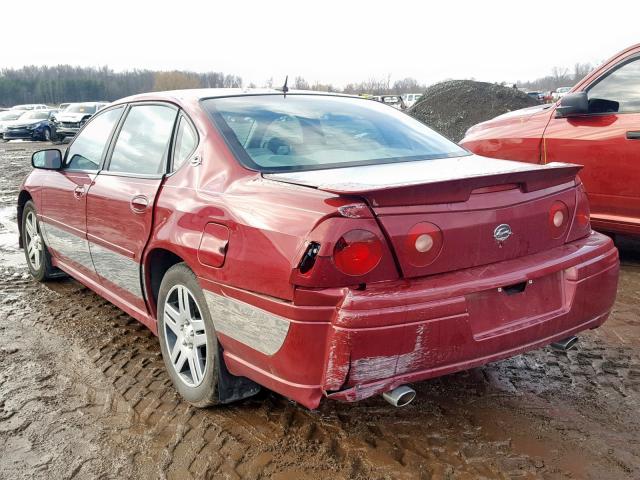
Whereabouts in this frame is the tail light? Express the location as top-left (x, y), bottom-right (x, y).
top-left (567, 183), bottom-right (591, 242)
top-left (333, 229), bottom-right (383, 276)
top-left (549, 201), bottom-right (569, 238)
top-left (404, 222), bottom-right (443, 266)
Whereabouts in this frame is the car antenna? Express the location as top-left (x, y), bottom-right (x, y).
top-left (281, 75), bottom-right (289, 98)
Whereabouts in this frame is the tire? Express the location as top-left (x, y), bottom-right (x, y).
top-left (22, 200), bottom-right (58, 281)
top-left (157, 263), bottom-right (220, 407)
top-left (42, 127), bottom-right (51, 142)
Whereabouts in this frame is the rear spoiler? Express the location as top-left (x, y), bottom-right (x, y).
top-left (265, 156), bottom-right (582, 207)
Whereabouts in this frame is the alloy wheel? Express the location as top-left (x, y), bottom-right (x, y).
top-left (24, 211), bottom-right (43, 271)
top-left (163, 284), bottom-right (208, 387)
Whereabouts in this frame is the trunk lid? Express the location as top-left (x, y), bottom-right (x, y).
top-left (266, 154), bottom-right (583, 278)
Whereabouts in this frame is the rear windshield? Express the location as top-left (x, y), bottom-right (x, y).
top-left (202, 94), bottom-right (468, 172)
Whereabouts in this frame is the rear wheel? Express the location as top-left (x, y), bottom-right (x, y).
top-left (22, 201), bottom-right (57, 281)
top-left (157, 263), bottom-right (220, 407)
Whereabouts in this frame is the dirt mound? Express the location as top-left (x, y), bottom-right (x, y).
top-left (409, 80), bottom-right (539, 142)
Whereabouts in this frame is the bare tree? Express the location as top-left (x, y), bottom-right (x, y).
top-left (573, 62), bottom-right (593, 83)
top-left (294, 76), bottom-right (310, 90)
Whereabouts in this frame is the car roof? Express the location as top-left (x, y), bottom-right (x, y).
top-left (113, 88), bottom-right (360, 106)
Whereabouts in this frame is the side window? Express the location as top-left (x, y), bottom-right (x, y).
top-left (587, 58), bottom-right (640, 113)
top-left (65, 107), bottom-right (124, 170)
top-left (108, 104), bottom-right (177, 175)
top-left (172, 117), bottom-right (198, 170)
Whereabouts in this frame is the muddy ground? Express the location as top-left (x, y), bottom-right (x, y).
top-left (0, 141), bottom-right (638, 480)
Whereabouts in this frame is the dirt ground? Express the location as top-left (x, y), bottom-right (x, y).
top-left (0, 141), bottom-right (638, 480)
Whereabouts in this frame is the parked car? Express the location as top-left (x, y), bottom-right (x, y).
top-left (526, 91), bottom-right (544, 102)
top-left (58, 103), bottom-right (71, 111)
top-left (19, 89), bottom-right (619, 409)
top-left (0, 110), bottom-right (27, 139)
top-left (462, 43), bottom-right (640, 236)
top-left (11, 104), bottom-right (49, 111)
top-left (54, 102), bottom-right (109, 140)
top-left (1, 110), bottom-right (57, 141)
top-left (402, 93), bottom-right (423, 108)
top-left (379, 95), bottom-right (407, 110)
top-left (552, 87), bottom-right (572, 101)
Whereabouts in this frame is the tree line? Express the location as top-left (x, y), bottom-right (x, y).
top-left (0, 62), bottom-right (596, 107)
top-left (0, 66), bottom-right (243, 106)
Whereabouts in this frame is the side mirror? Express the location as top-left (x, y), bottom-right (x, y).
top-left (32, 149), bottom-right (62, 170)
top-left (555, 92), bottom-right (589, 118)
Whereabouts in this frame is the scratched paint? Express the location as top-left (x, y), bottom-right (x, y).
top-left (203, 291), bottom-right (290, 356)
top-left (349, 326), bottom-right (427, 384)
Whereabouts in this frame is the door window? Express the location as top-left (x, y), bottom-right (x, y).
top-left (172, 117), bottom-right (198, 170)
top-left (587, 58), bottom-right (640, 113)
top-left (65, 106), bottom-right (124, 170)
top-left (108, 104), bottom-right (177, 175)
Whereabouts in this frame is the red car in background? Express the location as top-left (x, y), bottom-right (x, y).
top-left (462, 44), bottom-right (640, 236)
top-left (18, 90), bottom-right (618, 409)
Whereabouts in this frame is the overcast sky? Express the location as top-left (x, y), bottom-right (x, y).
top-left (3, 0), bottom-right (639, 88)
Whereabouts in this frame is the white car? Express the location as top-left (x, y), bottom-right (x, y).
top-left (402, 93), bottom-right (423, 108)
top-left (553, 87), bottom-right (572, 101)
top-left (11, 104), bottom-right (49, 111)
top-left (0, 110), bottom-right (27, 138)
top-left (54, 102), bottom-right (110, 139)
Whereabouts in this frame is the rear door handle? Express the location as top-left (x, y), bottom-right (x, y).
top-left (73, 185), bottom-right (86, 198)
top-left (626, 131), bottom-right (640, 140)
top-left (130, 195), bottom-right (149, 213)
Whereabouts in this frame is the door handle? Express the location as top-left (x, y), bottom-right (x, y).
top-left (626, 131), bottom-right (640, 140)
top-left (73, 185), bottom-right (86, 198)
top-left (130, 195), bottom-right (149, 213)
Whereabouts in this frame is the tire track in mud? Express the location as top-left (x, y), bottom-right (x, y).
top-left (3, 265), bottom-right (639, 479)
top-left (1, 142), bottom-right (640, 479)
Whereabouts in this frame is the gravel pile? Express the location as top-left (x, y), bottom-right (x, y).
top-left (409, 80), bottom-right (539, 142)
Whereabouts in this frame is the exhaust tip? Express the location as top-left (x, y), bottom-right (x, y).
top-left (550, 335), bottom-right (579, 352)
top-left (382, 385), bottom-right (416, 407)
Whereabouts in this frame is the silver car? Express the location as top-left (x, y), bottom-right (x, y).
top-left (54, 102), bottom-right (110, 140)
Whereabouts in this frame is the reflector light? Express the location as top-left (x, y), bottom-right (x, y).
top-left (553, 210), bottom-right (564, 227)
top-left (549, 201), bottom-right (569, 238)
top-left (333, 229), bottom-right (383, 276)
top-left (405, 222), bottom-right (443, 267)
top-left (415, 234), bottom-right (434, 252)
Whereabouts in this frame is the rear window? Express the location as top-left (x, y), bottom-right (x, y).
top-left (202, 94), bottom-right (468, 172)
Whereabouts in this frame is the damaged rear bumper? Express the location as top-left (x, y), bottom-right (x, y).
top-left (322, 231), bottom-right (618, 403)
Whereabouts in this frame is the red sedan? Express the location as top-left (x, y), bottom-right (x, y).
top-left (18, 90), bottom-right (619, 409)
top-left (461, 43), bottom-right (640, 236)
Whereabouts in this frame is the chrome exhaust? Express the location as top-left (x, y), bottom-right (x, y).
top-left (550, 335), bottom-right (578, 352)
top-left (382, 385), bottom-right (416, 407)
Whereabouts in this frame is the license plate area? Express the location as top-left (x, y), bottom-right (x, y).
top-left (467, 272), bottom-right (564, 339)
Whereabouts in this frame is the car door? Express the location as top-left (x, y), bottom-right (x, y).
top-left (39, 106), bottom-right (125, 281)
top-left (543, 56), bottom-right (640, 234)
top-left (85, 102), bottom-right (178, 316)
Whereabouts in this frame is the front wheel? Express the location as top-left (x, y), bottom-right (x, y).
top-left (42, 127), bottom-right (51, 141)
top-left (157, 263), bottom-right (220, 407)
top-left (22, 201), bottom-right (57, 281)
